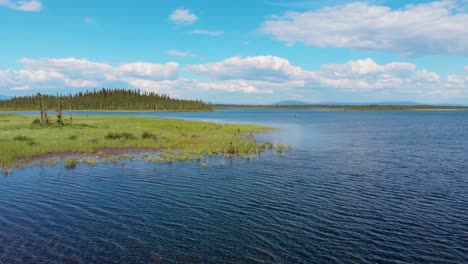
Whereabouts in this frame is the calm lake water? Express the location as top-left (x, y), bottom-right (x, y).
top-left (1, 110), bottom-right (467, 263)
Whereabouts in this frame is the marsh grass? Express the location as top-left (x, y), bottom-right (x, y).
top-left (105, 132), bottom-right (137, 140)
top-left (13, 135), bottom-right (38, 146)
top-left (0, 114), bottom-right (285, 170)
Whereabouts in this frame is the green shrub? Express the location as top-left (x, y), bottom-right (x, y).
top-left (105, 132), bottom-right (137, 140)
top-left (142, 131), bottom-right (158, 140)
top-left (31, 119), bottom-right (42, 125)
top-left (13, 135), bottom-right (33, 142)
top-left (68, 135), bottom-right (78, 140)
top-left (13, 135), bottom-right (38, 146)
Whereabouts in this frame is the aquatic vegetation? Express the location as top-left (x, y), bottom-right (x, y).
top-left (64, 158), bottom-right (78, 169)
top-left (82, 158), bottom-right (99, 166)
top-left (276, 144), bottom-right (289, 154)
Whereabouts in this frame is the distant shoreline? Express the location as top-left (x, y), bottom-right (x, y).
top-left (213, 105), bottom-right (468, 111)
top-left (2, 105), bottom-right (467, 112)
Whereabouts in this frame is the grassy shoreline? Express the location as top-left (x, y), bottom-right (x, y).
top-left (0, 114), bottom-right (283, 170)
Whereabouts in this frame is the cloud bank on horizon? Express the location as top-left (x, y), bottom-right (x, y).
top-left (0, 0), bottom-right (466, 104)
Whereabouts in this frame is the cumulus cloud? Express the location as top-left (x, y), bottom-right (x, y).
top-left (185, 56), bottom-right (316, 82)
top-left (0, 58), bottom-right (180, 93)
top-left (0, 56), bottom-right (466, 100)
top-left (0, 69), bottom-right (100, 90)
top-left (184, 56), bottom-right (466, 95)
top-left (318, 58), bottom-right (437, 89)
top-left (260, 0), bottom-right (468, 56)
top-left (189, 29), bottom-right (224, 36)
top-left (169, 9), bottom-right (198, 24)
top-left (167, 50), bottom-right (192, 57)
top-left (0, 0), bottom-right (42, 11)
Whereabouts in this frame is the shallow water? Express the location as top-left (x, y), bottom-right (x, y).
top-left (1, 110), bottom-right (467, 263)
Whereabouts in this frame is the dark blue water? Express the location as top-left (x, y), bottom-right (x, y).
top-left (1, 110), bottom-right (467, 263)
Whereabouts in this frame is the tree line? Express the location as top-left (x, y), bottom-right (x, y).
top-left (0, 89), bottom-right (213, 111)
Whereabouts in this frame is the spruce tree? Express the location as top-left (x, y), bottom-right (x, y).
top-left (38, 93), bottom-right (45, 124)
top-left (57, 99), bottom-right (64, 125)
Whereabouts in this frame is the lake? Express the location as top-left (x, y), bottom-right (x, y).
top-left (1, 110), bottom-right (467, 263)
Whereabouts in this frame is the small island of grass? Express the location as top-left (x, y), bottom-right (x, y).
top-left (0, 114), bottom-right (285, 171)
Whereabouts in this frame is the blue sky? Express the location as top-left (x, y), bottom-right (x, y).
top-left (0, 0), bottom-right (467, 104)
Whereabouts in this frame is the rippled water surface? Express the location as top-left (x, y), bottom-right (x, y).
top-left (1, 110), bottom-right (467, 263)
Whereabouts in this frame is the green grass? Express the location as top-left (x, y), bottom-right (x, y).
top-left (0, 114), bottom-right (279, 169)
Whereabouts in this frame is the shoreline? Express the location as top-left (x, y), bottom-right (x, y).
top-left (0, 114), bottom-right (284, 171)
top-left (214, 106), bottom-right (468, 111)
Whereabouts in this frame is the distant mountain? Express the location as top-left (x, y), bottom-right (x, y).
top-left (319, 101), bottom-right (422, 106)
top-left (273, 100), bottom-right (423, 106)
top-left (273, 100), bottom-right (310, 105)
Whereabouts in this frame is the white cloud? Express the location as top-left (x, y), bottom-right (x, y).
top-left (123, 79), bottom-right (185, 97)
top-left (167, 50), bottom-right (191, 57)
top-left (194, 80), bottom-right (305, 94)
top-left (0, 58), bottom-right (180, 92)
top-left (20, 57), bottom-right (113, 81)
top-left (84, 17), bottom-right (96, 24)
top-left (0, 69), bottom-right (100, 90)
top-left (315, 58), bottom-right (468, 95)
top-left (10, 85), bottom-right (32, 91)
top-left (446, 74), bottom-right (467, 88)
top-left (185, 56), bottom-right (316, 82)
top-left (190, 29), bottom-right (224, 36)
top-left (1, 56), bottom-right (466, 101)
top-left (320, 58), bottom-right (417, 76)
top-left (119, 62), bottom-right (179, 80)
top-left (260, 1), bottom-right (468, 56)
top-left (465, 65), bottom-right (468, 72)
top-left (169, 9), bottom-right (198, 24)
top-left (184, 56), bottom-right (315, 94)
top-left (0, 0), bottom-right (42, 11)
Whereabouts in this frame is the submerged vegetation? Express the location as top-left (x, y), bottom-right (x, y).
top-left (0, 89), bottom-right (213, 111)
top-left (0, 114), bottom-right (287, 171)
